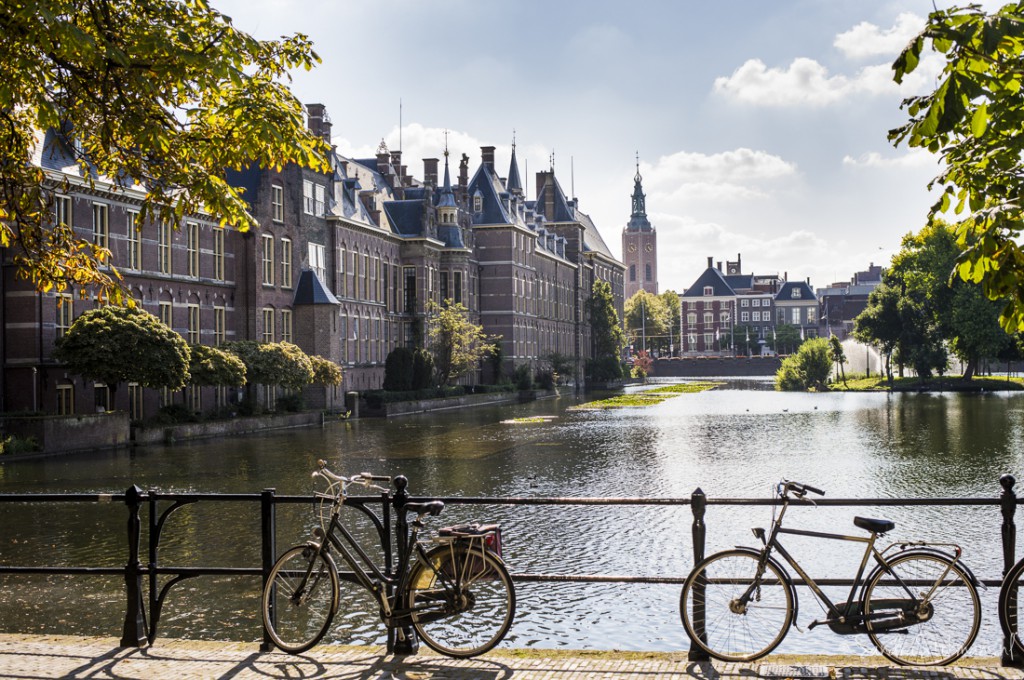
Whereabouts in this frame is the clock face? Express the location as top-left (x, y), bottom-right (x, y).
top-left (645, 243), bottom-right (653, 253)
top-left (627, 243), bottom-right (637, 253)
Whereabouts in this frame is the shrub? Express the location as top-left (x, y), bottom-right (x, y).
top-left (383, 347), bottom-right (415, 391)
top-left (536, 370), bottom-right (556, 390)
top-left (412, 349), bottom-right (435, 390)
top-left (586, 356), bottom-right (623, 382)
top-left (513, 364), bottom-right (533, 390)
top-left (0, 435), bottom-right (40, 455)
top-left (277, 393), bottom-right (304, 412)
top-left (776, 337), bottom-right (832, 391)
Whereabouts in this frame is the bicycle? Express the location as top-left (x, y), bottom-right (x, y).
top-left (261, 460), bottom-right (516, 657)
top-left (680, 480), bottom-right (981, 665)
top-left (998, 548), bottom-right (1024, 660)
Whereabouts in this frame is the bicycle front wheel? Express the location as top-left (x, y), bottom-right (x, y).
top-left (864, 552), bottom-right (980, 666)
top-left (407, 544), bottom-right (516, 657)
top-left (999, 557), bottom-right (1024, 660)
top-left (680, 549), bottom-right (794, 662)
top-left (262, 544), bottom-right (340, 654)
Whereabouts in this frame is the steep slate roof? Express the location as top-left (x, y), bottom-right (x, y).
top-left (438, 224), bottom-right (466, 248)
top-left (335, 153), bottom-right (396, 231)
top-left (681, 267), bottom-right (736, 298)
top-left (776, 280), bottom-right (817, 302)
top-left (467, 163), bottom-right (515, 225)
top-left (506, 145), bottom-right (522, 194)
top-left (293, 269), bottom-right (340, 305)
top-left (533, 173), bottom-right (576, 223)
top-left (724, 274), bottom-right (755, 292)
top-left (575, 208), bottom-right (615, 259)
top-left (382, 200), bottom-right (425, 237)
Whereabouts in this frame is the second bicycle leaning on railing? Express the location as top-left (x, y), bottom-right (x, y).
top-left (680, 480), bottom-right (982, 666)
top-left (261, 461), bottom-right (516, 658)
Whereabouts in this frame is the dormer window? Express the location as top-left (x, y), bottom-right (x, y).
top-left (791, 288), bottom-right (802, 299)
top-left (473, 191), bottom-right (483, 213)
top-left (703, 286), bottom-right (714, 296)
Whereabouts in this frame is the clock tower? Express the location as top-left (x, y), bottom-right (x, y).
top-left (622, 156), bottom-right (658, 299)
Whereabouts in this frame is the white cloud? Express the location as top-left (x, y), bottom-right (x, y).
top-left (646, 148), bottom-right (796, 187)
top-left (834, 13), bottom-right (925, 59)
top-left (842, 149), bottom-right (937, 169)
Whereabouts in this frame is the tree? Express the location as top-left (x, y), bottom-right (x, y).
top-left (624, 290), bottom-right (669, 354)
top-left (775, 337), bottom-right (832, 391)
top-left (631, 349), bottom-right (653, 379)
top-left (660, 290), bottom-right (682, 355)
top-left (0, 0), bottom-right (329, 302)
top-left (586, 279), bottom-right (625, 381)
top-left (309, 355), bottom-right (343, 386)
top-left (828, 335), bottom-right (847, 387)
top-left (772, 324), bottom-right (803, 355)
top-left (54, 305), bottom-right (189, 405)
top-left (383, 347), bottom-right (415, 391)
top-left (427, 300), bottom-right (498, 387)
top-left (223, 341), bottom-right (314, 390)
top-left (188, 344), bottom-right (246, 387)
top-left (854, 283), bottom-right (902, 382)
top-left (891, 3), bottom-right (1024, 330)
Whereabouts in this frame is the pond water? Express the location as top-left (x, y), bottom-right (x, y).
top-left (1, 378), bottom-right (1022, 656)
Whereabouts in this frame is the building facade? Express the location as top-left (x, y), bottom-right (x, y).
top-left (2, 104), bottom-right (625, 417)
top-left (622, 161), bottom-right (657, 299)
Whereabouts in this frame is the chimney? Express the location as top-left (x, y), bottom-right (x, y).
top-left (458, 154), bottom-right (469, 201)
top-left (305, 103), bottom-right (332, 143)
top-left (376, 149), bottom-right (390, 175)
top-left (481, 146), bottom-right (496, 171)
top-left (423, 158), bottom-right (439, 186)
top-left (707, 256), bottom-right (713, 269)
top-left (717, 261), bottom-right (722, 271)
top-left (390, 150), bottom-right (402, 171)
top-left (400, 164), bottom-right (408, 187)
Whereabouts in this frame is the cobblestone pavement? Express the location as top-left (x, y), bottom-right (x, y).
top-left (2, 635), bottom-right (1023, 680)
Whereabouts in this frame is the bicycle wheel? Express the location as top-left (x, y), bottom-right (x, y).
top-left (406, 544), bottom-right (516, 657)
top-left (999, 557), bottom-right (1024, 659)
top-left (680, 549), bottom-right (794, 662)
top-left (262, 544), bottom-right (340, 654)
top-left (864, 552), bottom-right (980, 666)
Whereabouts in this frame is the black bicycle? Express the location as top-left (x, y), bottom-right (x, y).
top-left (261, 461), bottom-right (516, 657)
top-left (680, 480), bottom-right (981, 665)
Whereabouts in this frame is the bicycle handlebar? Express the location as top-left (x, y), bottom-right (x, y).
top-left (779, 480), bottom-right (825, 498)
top-left (315, 460), bottom-right (391, 492)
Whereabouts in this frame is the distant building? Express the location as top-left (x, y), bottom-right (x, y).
top-left (817, 263), bottom-right (884, 339)
top-left (622, 159), bottom-right (657, 298)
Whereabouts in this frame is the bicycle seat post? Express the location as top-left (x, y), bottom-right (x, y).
top-left (390, 475), bottom-right (419, 655)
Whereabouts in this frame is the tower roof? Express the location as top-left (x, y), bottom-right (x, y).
top-left (625, 155), bottom-right (653, 232)
top-left (437, 150), bottom-right (457, 209)
top-left (507, 137), bottom-right (522, 194)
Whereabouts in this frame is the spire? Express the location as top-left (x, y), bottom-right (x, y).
top-left (507, 131), bottom-right (522, 194)
top-left (437, 133), bottom-right (457, 211)
top-left (627, 152), bottom-right (652, 232)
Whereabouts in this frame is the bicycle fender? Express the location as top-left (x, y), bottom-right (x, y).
top-left (865, 547), bottom-right (982, 594)
top-left (725, 546), bottom-right (801, 627)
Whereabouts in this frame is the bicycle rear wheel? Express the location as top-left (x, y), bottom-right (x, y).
top-left (680, 549), bottom-right (794, 662)
top-left (864, 552), bottom-right (980, 666)
top-left (406, 544), bottom-right (516, 657)
top-left (999, 557), bottom-right (1024, 660)
top-left (262, 544), bottom-right (340, 654)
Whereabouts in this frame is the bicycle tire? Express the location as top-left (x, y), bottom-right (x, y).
top-left (864, 551), bottom-right (980, 666)
top-left (680, 549), bottom-right (794, 662)
top-left (999, 557), bottom-right (1024, 659)
top-left (262, 544), bottom-right (340, 654)
top-left (406, 543), bottom-right (516, 657)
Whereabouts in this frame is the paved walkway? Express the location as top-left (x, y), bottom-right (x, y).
top-left (2, 635), bottom-right (1023, 680)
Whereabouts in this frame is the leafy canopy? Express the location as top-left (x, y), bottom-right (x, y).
top-left (891, 2), bottom-right (1024, 330)
top-left (427, 300), bottom-right (498, 387)
top-left (54, 305), bottom-right (190, 396)
top-left (0, 0), bottom-right (329, 302)
top-left (309, 355), bottom-right (343, 386)
top-left (775, 337), bottom-right (832, 391)
top-left (223, 340), bottom-right (314, 390)
top-left (188, 344), bottom-right (246, 387)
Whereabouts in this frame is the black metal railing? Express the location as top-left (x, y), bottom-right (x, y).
top-left (0, 474), bottom-right (1019, 662)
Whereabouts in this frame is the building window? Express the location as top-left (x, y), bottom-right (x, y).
top-left (404, 266), bottom-right (416, 312)
top-left (262, 307), bottom-right (275, 342)
top-left (454, 271), bottom-right (463, 305)
top-left (792, 308), bottom-right (801, 325)
top-left (440, 271), bottom-right (449, 302)
top-left (213, 227), bottom-right (225, 281)
top-left (703, 312), bottom-right (713, 325)
top-left (687, 312), bottom-right (696, 325)
top-left (688, 333), bottom-right (697, 348)
top-left (792, 287), bottom-right (802, 299)
top-left (57, 384), bottom-right (74, 415)
top-left (158, 221), bottom-right (172, 274)
top-left (94, 383), bottom-right (110, 412)
top-left (309, 242), bottom-right (326, 283)
top-left (704, 332), bottom-right (714, 349)
top-left (473, 192), bottom-right (482, 213)
top-left (281, 237), bottom-right (293, 288)
top-left (159, 300), bottom-right (173, 328)
top-left (741, 299), bottom-right (749, 307)
top-left (338, 247), bottom-right (347, 297)
top-left (629, 265), bottom-right (636, 282)
top-left (281, 309), bottom-right (292, 343)
top-left (645, 264), bottom-right (652, 281)
top-left (752, 298), bottom-right (761, 307)
top-left (263, 384), bottom-right (276, 411)
top-left (303, 180), bottom-right (325, 216)
top-left (54, 195), bottom-right (71, 227)
top-left (703, 286), bottom-right (713, 296)
top-left (272, 185), bottom-right (284, 222)
top-left (778, 309), bottom-right (786, 324)
top-left (187, 303), bottom-right (200, 344)
top-left (127, 211), bottom-right (141, 270)
top-left (720, 311), bottom-right (730, 324)
top-left (215, 385), bottom-right (228, 409)
top-left (262, 234), bottom-right (274, 286)
top-left (808, 307), bottom-right (817, 323)
top-left (214, 306), bottom-right (226, 346)
top-left (741, 311), bottom-right (749, 322)
top-left (92, 203), bottom-right (108, 249)
top-left (186, 222), bottom-right (199, 277)
top-left (186, 386), bottom-right (202, 413)
top-left (56, 294), bottom-right (73, 338)
top-left (361, 253), bottom-right (368, 299)
top-left (340, 316), bottom-right (348, 363)
top-left (128, 383), bottom-right (143, 421)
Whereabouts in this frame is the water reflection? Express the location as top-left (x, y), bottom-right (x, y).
top-left (0, 381), bottom-right (1021, 655)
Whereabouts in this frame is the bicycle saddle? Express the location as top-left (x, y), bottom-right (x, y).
top-left (853, 516), bottom-right (895, 534)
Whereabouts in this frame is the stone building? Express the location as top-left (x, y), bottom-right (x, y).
top-left (622, 160), bottom-right (657, 299)
top-left (2, 104), bottom-right (625, 417)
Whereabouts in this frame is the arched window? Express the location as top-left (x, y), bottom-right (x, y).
top-left (645, 264), bottom-right (652, 281)
top-left (629, 264), bottom-right (636, 282)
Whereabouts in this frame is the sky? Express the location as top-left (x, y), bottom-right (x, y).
top-left (214, 0), bottom-right (994, 293)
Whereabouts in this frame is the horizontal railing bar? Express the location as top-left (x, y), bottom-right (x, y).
top-left (0, 566), bottom-right (124, 575)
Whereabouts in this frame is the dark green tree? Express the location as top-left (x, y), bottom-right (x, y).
top-left (586, 279), bottom-right (625, 381)
top-left (383, 347), bottom-right (415, 391)
top-left (772, 324), bottom-right (803, 355)
top-left (54, 305), bottom-right (189, 405)
top-left (854, 283), bottom-right (902, 382)
top-left (188, 344), bottom-right (246, 387)
top-left (624, 290), bottom-right (669, 354)
top-left (660, 290), bottom-right (682, 355)
top-left (412, 349), bottom-right (435, 390)
top-left (0, 0), bottom-right (329, 302)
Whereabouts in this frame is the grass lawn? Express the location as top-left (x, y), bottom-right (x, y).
top-left (568, 381), bottom-right (723, 410)
top-left (830, 375), bottom-right (1024, 392)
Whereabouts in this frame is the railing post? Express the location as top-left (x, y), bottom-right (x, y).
top-left (1002, 474), bottom-right (1018, 666)
top-left (259, 488), bottom-right (276, 652)
top-left (688, 487), bottom-right (709, 661)
top-left (390, 475), bottom-right (418, 655)
top-left (120, 485), bottom-right (148, 647)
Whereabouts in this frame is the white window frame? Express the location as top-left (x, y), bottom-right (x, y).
top-left (272, 185), bottom-right (284, 222)
top-left (281, 237), bottom-right (293, 288)
top-left (262, 234), bottom-right (275, 286)
top-left (127, 211), bottom-right (141, 270)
